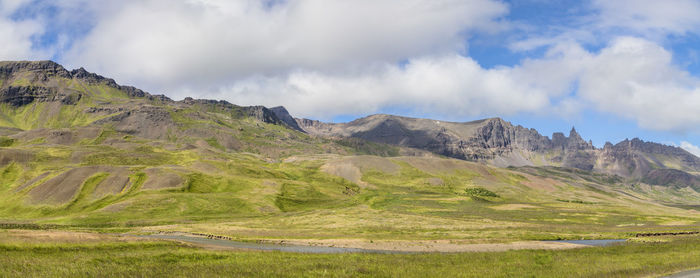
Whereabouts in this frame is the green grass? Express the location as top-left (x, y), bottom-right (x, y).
top-left (205, 137), bottom-right (225, 151)
top-left (65, 173), bottom-right (109, 210)
top-left (0, 136), bottom-right (15, 147)
top-left (2, 234), bottom-right (700, 277)
top-left (464, 187), bottom-right (499, 198)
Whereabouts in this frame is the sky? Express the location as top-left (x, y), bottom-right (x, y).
top-left (1, 0), bottom-right (700, 156)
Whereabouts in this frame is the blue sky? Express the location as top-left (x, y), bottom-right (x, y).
top-left (0, 0), bottom-right (699, 155)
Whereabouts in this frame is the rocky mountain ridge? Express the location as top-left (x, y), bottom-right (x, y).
top-left (0, 60), bottom-right (294, 131)
top-left (291, 113), bottom-right (700, 186)
top-left (1, 60), bottom-right (698, 188)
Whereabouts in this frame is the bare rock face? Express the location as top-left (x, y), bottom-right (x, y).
top-left (642, 169), bottom-right (700, 189)
top-left (243, 106), bottom-right (283, 126)
top-left (270, 106), bottom-right (305, 132)
top-left (0, 60), bottom-right (171, 106)
top-left (596, 138), bottom-right (700, 178)
top-left (297, 115), bottom-right (595, 163)
top-left (0, 60), bottom-right (71, 80)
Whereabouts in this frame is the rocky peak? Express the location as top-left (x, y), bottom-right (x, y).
top-left (474, 117), bottom-right (514, 149)
top-left (69, 67), bottom-right (118, 87)
top-left (569, 127), bottom-right (580, 140)
top-left (603, 142), bottom-right (614, 149)
top-left (0, 60), bottom-right (172, 103)
top-left (549, 127), bottom-right (594, 151)
top-left (567, 127), bottom-right (594, 150)
top-left (270, 106), bottom-right (305, 132)
top-left (0, 60), bottom-right (71, 79)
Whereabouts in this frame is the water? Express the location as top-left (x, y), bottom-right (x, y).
top-left (140, 234), bottom-right (627, 253)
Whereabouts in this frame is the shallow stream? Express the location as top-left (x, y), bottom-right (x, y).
top-left (140, 234), bottom-right (627, 254)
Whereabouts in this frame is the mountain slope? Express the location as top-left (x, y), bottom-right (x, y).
top-left (0, 60), bottom-right (698, 243)
top-left (296, 114), bottom-right (700, 187)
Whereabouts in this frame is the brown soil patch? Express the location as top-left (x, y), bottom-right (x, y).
top-left (0, 127), bottom-right (22, 136)
top-left (29, 166), bottom-right (112, 204)
top-left (190, 162), bottom-right (220, 174)
top-left (520, 173), bottom-right (563, 192)
top-left (100, 200), bottom-right (132, 212)
top-left (0, 148), bottom-right (33, 166)
top-left (426, 177), bottom-right (444, 185)
top-left (142, 168), bottom-right (183, 190)
top-left (15, 171), bottom-right (50, 192)
top-left (92, 167), bottom-right (131, 198)
top-left (321, 156), bottom-right (399, 187)
top-left (13, 127), bottom-right (101, 145)
top-left (397, 156), bottom-right (490, 175)
top-left (321, 162), bottom-right (365, 186)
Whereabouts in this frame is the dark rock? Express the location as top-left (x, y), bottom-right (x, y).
top-left (0, 61), bottom-right (71, 79)
top-left (270, 106), bottom-right (305, 132)
top-left (642, 169), bottom-right (700, 189)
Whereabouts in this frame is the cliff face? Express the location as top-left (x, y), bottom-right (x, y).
top-left (269, 106), bottom-right (305, 132)
top-left (595, 138), bottom-right (700, 178)
top-left (296, 114), bottom-right (699, 185)
top-left (296, 115), bottom-right (595, 161)
top-left (0, 61), bottom-right (169, 104)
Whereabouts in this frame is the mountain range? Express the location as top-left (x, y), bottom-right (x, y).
top-left (287, 108), bottom-right (700, 188)
top-left (2, 60), bottom-right (698, 190)
top-left (1, 60), bottom-right (700, 234)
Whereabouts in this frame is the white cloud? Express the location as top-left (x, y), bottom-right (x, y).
top-left (212, 54), bottom-right (563, 119)
top-left (0, 1), bottom-right (45, 60)
top-left (210, 36), bottom-right (700, 133)
top-left (593, 0), bottom-right (700, 38)
top-left (63, 0), bottom-right (508, 91)
top-left (577, 37), bottom-right (700, 132)
top-left (2, 0), bottom-right (700, 135)
top-left (681, 141), bottom-right (700, 157)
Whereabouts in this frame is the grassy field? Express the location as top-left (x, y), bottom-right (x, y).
top-left (1, 150), bottom-right (699, 243)
top-left (1, 229), bottom-right (700, 277)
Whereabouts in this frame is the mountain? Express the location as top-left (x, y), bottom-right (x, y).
top-left (0, 60), bottom-right (340, 156)
top-left (1, 60), bottom-right (699, 234)
top-left (296, 114), bottom-right (700, 186)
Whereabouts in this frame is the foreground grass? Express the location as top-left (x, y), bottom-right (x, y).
top-left (2, 235), bottom-right (700, 277)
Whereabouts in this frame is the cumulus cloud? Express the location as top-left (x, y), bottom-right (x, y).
top-left (577, 37), bottom-right (700, 132)
top-left (63, 0), bottom-right (508, 90)
top-left (681, 141), bottom-right (700, 157)
top-left (216, 36), bottom-right (700, 133)
top-left (211, 54), bottom-right (565, 119)
top-left (2, 0), bottom-right (700, 136)
top-left (593, 0), bottom-right (700, 37)
top-left (0, 1), bottom-right (45, 60)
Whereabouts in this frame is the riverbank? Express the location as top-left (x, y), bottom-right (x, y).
top-left (140, 232), bottom-right (623, 253)
top-left (2, 229), bottom-right (700, 277)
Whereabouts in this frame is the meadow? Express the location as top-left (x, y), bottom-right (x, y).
top-left (1, 229), bottom-right (700, 277)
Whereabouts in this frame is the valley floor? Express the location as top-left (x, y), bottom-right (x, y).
top-left (1, 229), bottom-right (700, 277)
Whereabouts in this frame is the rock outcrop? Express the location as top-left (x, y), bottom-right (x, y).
top-left (296, 115), bottom-right (595, 161)
top-left (270, 106), bottom-right (305, 132)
